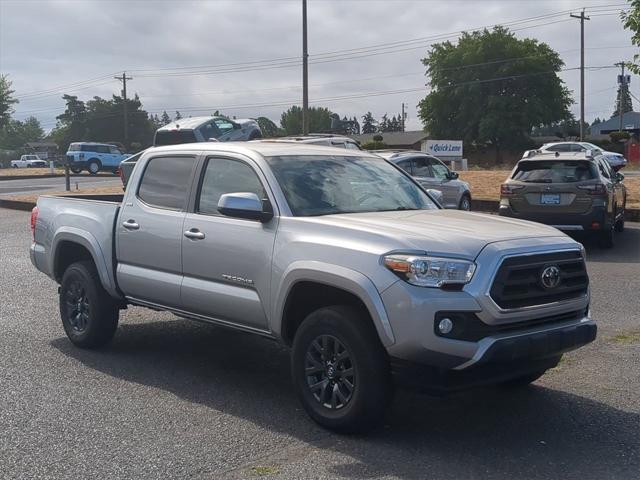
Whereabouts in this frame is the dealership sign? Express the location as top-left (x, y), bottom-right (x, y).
top-left (425, 140), bottom-right (463, 157)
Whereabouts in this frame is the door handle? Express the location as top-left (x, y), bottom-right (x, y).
top-left (122, 219), bottom-right (139, 230)
top-left (184, 229), bottom-right (205, 240)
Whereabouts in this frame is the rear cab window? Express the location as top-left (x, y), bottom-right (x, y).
top-left (512, 161), bottom-right (597, 183)
top-left (137, 156), bottom-right (196, 210)
top-left (154, 130), bottom-right (198, 146)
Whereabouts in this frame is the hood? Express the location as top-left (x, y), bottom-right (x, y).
top-left (299, 209), bottom-right (568, 260)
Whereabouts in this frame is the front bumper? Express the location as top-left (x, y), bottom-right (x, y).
top-left (391, 318), bottom-right (596, 393)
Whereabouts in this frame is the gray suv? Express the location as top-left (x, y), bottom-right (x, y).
top-left (374, 150), bottom-right (472, 210)
top-left (31, 143), bottom-right (595, 433)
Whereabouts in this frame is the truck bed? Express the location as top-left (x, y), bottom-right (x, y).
top-left (31, 194), bottom-right (124, 299)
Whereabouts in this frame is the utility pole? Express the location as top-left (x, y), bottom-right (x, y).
top-left (302, 0), bottom-right (309, 135)
top-left (570, 9), bottom-right (589, 140)
top-left (401, 102), bottom-right (406, 132)
top-left (615, 62), bottom-right (628, 132)
top-left (115, 72), bottom-right (132, 147)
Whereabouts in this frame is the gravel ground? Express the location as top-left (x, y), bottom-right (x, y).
top-left (0, 207), bottom-right (638, 480)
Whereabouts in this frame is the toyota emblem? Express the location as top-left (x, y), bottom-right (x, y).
top-left (541, 265), bottom-right (561, 289)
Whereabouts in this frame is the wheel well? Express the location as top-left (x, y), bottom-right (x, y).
top-left (54, 241), bottom-right (94, 282)
top-left (281, 281), bottom-right (372, 345)
top-left (88, 158), bottom-right (102, 166)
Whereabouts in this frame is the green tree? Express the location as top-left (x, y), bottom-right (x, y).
top-left (621, 1), bottom-right (640, 74)
top-left (256, 116), bottom-right (282, 137)
top-left (160, 111), bottom-right (172, 125)
top-left (378, 114), bottom-right (390, 132)
top-left (280, 105), bottom-right (333, 135)
top-left (418, 26), bottom-right (572, 161)
top-left (612, 84), bottom-right (633, 118)
top-left (592, 117), bottom-right (603, 126)
top-left (175, 111), bottom-right (183, 120)
top-left (0, 116), bottom-right (44, 149)
top-left (0, 75), bottom-right (18, 129)
top-left (361, 112), bottom-right (377, 134)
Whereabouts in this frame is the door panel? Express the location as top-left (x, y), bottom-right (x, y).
top-left (181, 156), bottom-right (277, 330)
top-left (427, 157), bottom-right (458, 208)
top-left (116, 155), bottom-right (196, 307)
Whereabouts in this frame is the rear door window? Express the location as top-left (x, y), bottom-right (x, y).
top-left (411, 157), bottom-right (432, 177)
top-left (395, 159), bottom-right (412, 175)
top-left (138, 156), bottom-right (196, 210)
top-left (512, 161), bottom-right (596, 183)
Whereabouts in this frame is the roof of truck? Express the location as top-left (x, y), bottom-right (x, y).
top-left (145, 141), bottom-right (377, 158)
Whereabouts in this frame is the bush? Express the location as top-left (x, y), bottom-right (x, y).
top-left (373, 134), bottom-right (383, 142)
top-left (609, 131), bottom-right (631, 143)
top-left (361, 140), bottom-right (387, 150)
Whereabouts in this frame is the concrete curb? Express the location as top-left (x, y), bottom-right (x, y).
top-left (2, 196), bottom-right (639, 222)
top-left (0, 173), bottom-right (115, 181)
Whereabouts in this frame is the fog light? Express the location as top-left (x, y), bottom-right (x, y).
top-left (438, 317), bottom-right (454, 334)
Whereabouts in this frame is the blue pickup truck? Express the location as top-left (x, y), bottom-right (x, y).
top-left (66, 142), bottom-right (129, 174)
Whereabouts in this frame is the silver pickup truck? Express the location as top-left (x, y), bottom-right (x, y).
top-left (30, 142), bottom-right (596, 432)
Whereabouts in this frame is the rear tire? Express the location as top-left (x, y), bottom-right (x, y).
top-left (59, 261), bottom-right (119, 349)
top-left (615, 215), bottom-right (625, 233)
top-left (87, 159), bottom-right (101, 175)
top-left (291, 305), bottom-right (392, 433)
top-left (598, 224), bottom-right (615, 249)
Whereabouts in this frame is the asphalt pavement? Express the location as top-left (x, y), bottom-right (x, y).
top-left (0, 207), bottom-right (638, 479)
top-left (0, 175), bottom-right (121, 197)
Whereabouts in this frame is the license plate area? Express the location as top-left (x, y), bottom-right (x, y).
top-left (540, 193), bottom-right (561, 205)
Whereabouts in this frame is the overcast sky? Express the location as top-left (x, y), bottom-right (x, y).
top-left (0, 0), bottom-right (637, 132)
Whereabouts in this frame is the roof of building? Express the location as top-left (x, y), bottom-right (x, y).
top-left (590, 111), bottom-right (640, 134)
top-left (352, 130), bottom-right (428, 146)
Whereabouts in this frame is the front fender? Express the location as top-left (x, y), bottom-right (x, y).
top-left (50, 227), bottom-right (119, 298)
top-left (272, 261), bottom-right (395, 346)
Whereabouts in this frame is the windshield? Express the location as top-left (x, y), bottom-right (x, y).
top-left (513, 161), bottom-right (597, 183)
top-left (266, 155), bottom-right (438, 216)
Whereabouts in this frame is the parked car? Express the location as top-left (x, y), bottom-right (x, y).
top-left (528, 141), bottom-right (627, 171)
top-left (263, 134), bottom-right (362, 150)
top-left (11, 154), bottom-right (48, 168)
top-left (154, 116), bottom-right (262, 146)
top-left (66, 142), bottom-right (129, 174)
top-left (499, 150), bottom-right (626, 247)
top-left (31, 142), bottom-right (595, 432)
top-left (374, 150), bottom-right (472, 210)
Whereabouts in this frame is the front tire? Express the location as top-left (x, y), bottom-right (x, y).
top-left (70, 166), bottom-right (82, 174)
top-left (499, 369), bottom-right (547, 388)
top-left (59, 261), bottom-right (119, 349)
top-left (291, 305), bottom-right (392, 433)
top-left (459, 193), bottom-right (471, 211)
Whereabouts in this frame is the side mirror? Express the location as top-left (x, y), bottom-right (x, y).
top-left (448, 171), bottom-right (459, 180)
top-left (218, 192), bottom-right (273, 222)
top-left (233, 122), bottom-right (241, 130)
top-left (426, 189), bottom-right (443, 205)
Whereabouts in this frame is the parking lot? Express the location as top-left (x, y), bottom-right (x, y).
top-left (0, 206), bottom-right (638, 479)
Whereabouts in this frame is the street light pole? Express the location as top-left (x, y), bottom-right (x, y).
top-left (302, 0), bottom-right (309, 135)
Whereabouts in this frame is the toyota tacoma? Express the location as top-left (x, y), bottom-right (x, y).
top-left (30, 142), bottom-right (596, 432)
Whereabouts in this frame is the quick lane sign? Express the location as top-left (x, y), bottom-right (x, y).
top-left (425, 140), bottom-right (463, 157)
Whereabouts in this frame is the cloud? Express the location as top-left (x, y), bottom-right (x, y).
top-left (1, 0), bottom-right (636, 132)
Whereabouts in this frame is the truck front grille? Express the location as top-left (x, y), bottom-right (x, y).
top-left (490, 251), bottom-right (588, 309)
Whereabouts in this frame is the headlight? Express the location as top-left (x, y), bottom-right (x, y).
top-left (383, 254), bottom-right (476, 288)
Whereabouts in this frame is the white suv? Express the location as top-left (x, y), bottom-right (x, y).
top-left (534, 142), bottom-right (627, 171)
